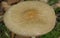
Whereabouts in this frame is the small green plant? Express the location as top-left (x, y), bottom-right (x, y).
top-left (0, 22), bottom-right (10, 38)
top-left (48, 0), bottom-right (59, 5)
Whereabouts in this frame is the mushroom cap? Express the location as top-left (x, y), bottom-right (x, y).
top-left (4, 1), bottom-right (56, 36)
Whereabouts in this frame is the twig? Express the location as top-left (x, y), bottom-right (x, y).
top-left (11, 32), bottom-right (15, 38)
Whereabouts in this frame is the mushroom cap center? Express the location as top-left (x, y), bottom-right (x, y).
top-left (23, 9), bottom-right (38, 21)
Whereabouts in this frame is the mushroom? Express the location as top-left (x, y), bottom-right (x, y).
top-left (6, 0), bottom-right (23, 5)
top-left (2, 1), bottom-right (11, 11)
top-left (39, 0), bottom-right (48, 3)
top-left (4, 1), bottom-right (56, 38)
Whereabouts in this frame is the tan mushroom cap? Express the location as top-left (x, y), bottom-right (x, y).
top-left (4, 1), bottom-right (56, 36)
